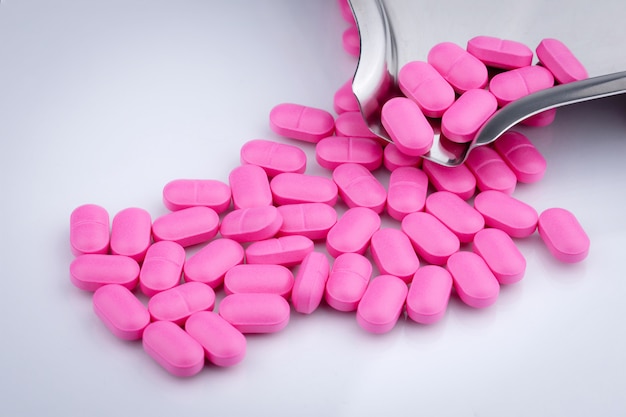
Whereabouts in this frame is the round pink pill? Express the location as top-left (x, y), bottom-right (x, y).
top-left (70, 204), bottom-right (110, 256)
top-left (269, 103), bottom-right (335, 143)
top-left (143, 321), bottom-right (205, 377)
top-left (356, 275), bottom-right (408, 334)
top-left (381, 97), bottom-right (434, 156)
top-left (538, 207), bottom-right (590, 263)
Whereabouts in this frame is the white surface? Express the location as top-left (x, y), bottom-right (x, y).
top-left (1, 1), bottom-right (625, 416)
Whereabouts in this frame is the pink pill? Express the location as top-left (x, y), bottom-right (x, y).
top-left (465, 146), bottom-right (517, 194)
top-left (269, 103), bottom-right (335, 143)
top-left (152, 206), bottom-right (219, 248)
top-left (381, 97), bottom-right (434, 156)
top-left (162, 179), bottom-right (231, 213)
top-left (224, 264), bottom-right (295, 298)
top-left (493, 131), bottom-right (547, 183)
top-left (356, 275), bottom-right (408, 334)
top-left (70, 204), bottom-right (110, 256)
top-left (398, 60), bottom-right (456, 117)
top-left (428, 42), bottom-right (488, 93)
top-left (245, 235), bottom-right (314, 267)
top-left (142, 321), bottom-right (204, 377)
top-left (473, 228), bottom-right (526, 285)
top-left (338, 0), bottom-right (355, 24)
top-left (333, 78), bottom-right (360, 114)
top-left (467, 36), bottom-right (534, 70)
top-left (325, 252), bottom-right (372, 312)
top-left (446, 251), bottom-right (500, 308)
top-left (333, 111), bottom-right (381, 140)
top-left (342, 25), bottom-right (360, 57)
top-left (270, 173), bottom-right (338, 206)
top-left (370, 228), bottom-right (419, 283)
top-left (521, 108), bottom-right (557, 127)
top-left (220, 206), bottom-right (283, 243)
top-left (383, 142), bottom-right (422, 171)
top-left (422, 160), bottom-right (476, 200)
top-left (425, 191), bottom-right (484, 243)
top-left (401, 211), bottom-right (460, 266)
top-left (489, 65), bottom-right (554, 107)
top-left (536, 38), bottom-right (588, 84)
top-left (183, 238), bottom-right (244, 288)
top-left (139, 240), bottom-right (185, 296)
top-left (405, 265), bottom-right (453, 325)
top-left (240, 139), bottom-right (306, 177)
top-left (110, 207), bottom-right (152, 262)
top-left (441, 89), bottom-right (498, 143)
top-left (332, 163), bottom-right (387, 213)
top-left (148, 281), bottom-right (216, 325)
top-left (70, 254), bottom-right (140, 291)
top-left (185, 311), bottom-right (246, 367)
top-left (326, 207), bottom-right (381, 258)
top-left (219, 293), bottom-right (290, 334)
top-left (229, 164), bottom-right (272, 209)
top-left (93, 284), bottom-right (150, 340)
top-left (277, 203), bottom-right (337, 240)
top-left (538, 208), bottom-right (590, 263)
top-left (316, 136), bottom-right (384, 171)
top-left (473, 190), bottom-right (538, 238)
top-left (386, 166), bottom-right (429, 221)
top-left (291, 252), bottom-right (330, 314)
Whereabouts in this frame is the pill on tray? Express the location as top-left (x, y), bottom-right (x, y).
top-left (183, 238), bottom-right (244, 288)
top-left (538, 207), bottom-right (590, 263)
top-left (536, 38), bottom-right (588, 84)
top-left (473, 228), bottom-right (526, 284)
top-left (269, 103), bottom-right (335, 143)
top-left (398, 60), bottom-right (455, 118)
top-left (492, 131), bottom-right (547, 183)
top-left (405, 265), bottom-right (453, 325)
top-left (152, 206), bottom-right (219, 247)
top-left (489, 65), bottom-right (555, 107)
top-left (325, 252), bottom-right (372, 312)
top-left (219, 206), bottom-right (283, 243)
top-left (110, 207), bottom-right (152, 262)
top-left (277, 203), bottom-right (337, 240)
top-left (148, 281), bottom-right (216, 325)
top-left (70, 204), bottom-right (110, 256)
top-left (386, 166), bottom-right (429, 221)
top-left (428, 42), bottom-right (488, 93)
top-left (381, 97), bottom-right (434, 156)
top-left (370, 228), bottom-right (420, 283)
top-left (422, 160), bottom-right (476, 200)
top-left (401, 211), bottom-right (460, 266)
top-left (291, 252), bottom-right (330, 314)
top-left (425, 191), bottom-right (484, 243)
top-left (143, 321), bottom-right (205, 377)
top-left (245, 235), bottom-right (314, 266)
top-left (240, 139), bottom-right (307, 177)
top-left (446, 251), bottom-right (500, 308)
top-left (332, 163), bottom-right (387, 213)
top-left (441, 89), bottom-right (498, 143)
top-left (224, 264), bottom-right (295, 298)
top-left (93, 284), bottom-right (150, 340)
top-left (465, 146), bottom-right (517, 194)
top-left (326, 206), bottom-right (381, 258)
top-left (473, 190), bottom-right (538, 238)
top-left (185, 311), bottom-right (246, 367)
top-left (316, 136), bottom-right (384, 170)
top-left (466, 36), bottom-right (534, 70)
top-left (139, 240), bottom-right (185, 296)
top-left (70, 254), bottom-right (140, 291)
top-left (356, 275), bottom-right (408, 334)
top-left (219, 293), bottom-right (291, 334)
top-left (162, 179), bottom-right (231, 213)
top-left (270, 173), bottom-right (338, 206)
top-left (229, 164), bottom-right (273, 209)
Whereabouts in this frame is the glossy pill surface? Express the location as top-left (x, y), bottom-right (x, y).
top-left (325, 252), bottom-right (372, 312)
top-left (333, 111), bottom-right (381, 139)
top-left (139, 240), bottom-right (185, 296)
top-left (425, 191), bottom-right (484, 243)
top-left (143, 321), bottom-right (204, 377)
top-left (224, 264), bottom-right (294, 298)
top-left (381, 97), bottom-right (434, 156)
top-left (277, 203), bottom-right (337, 240)
top-left (185, 311), bottom-right (246, 367)
top-left (219, 293), bottom-right (290, 334)
top-left (110, 207), bottom-right (152, 262)
top-left (162, 179), bottom-right (231, 213)
top-left (269, 103), bottom-right (335, 143)
top-left (148, 281), bottom-right (216, 325)
top-left (473, 228), bottom-right (526, 285)
top-left (536, 38), bottom-right (588, 84)
top-left (93, 284), bottom-right (150, 340)
top-left (447, 251), bottom-right (499, 308)
top-left (467, 36), bottom-right (533, 69)
top-left (229, 164), bottom-right (273, 209)
top-left (428, 42), bottom-right (488, 93)
top-left (370, 228), bottom-right (419, 283)
top-left (316, 136), bottom-right (384, 171)
top-left (473, 190), bottom-right (538, 238)
top-left (489, 65), bottom-right (554, 107)
top-left (70, 204), bottom-right (110, 256)
top-left (401, 211), bottom-right (460, 266)
top-left (219, 206), bottom-right (283, 243)
top-left (422, 160), bottom-right (476, 200)
top-left (356, 275), bottom-right (408, 334)
top-left (326, 207), bottom-right (381, 258)
top-left (383, 142), bottom-right (423, 172)
top-left (183, 238), bottom-right (244, 288)
top-left (538, 208), bottom-right (590, 263)
top-left (406, 265), bottom-right (452, 324)
top-left (240, 139), bottom-right (307, 177)
top-left (333, 163), bottom-right (387, 213)
top-left (386, 166), bottom-right (429, 221)
top-left (398, 60), bottom-right (455, 117)
top-left (70, 254), bottom-right (140, 291)
top-left (270, 173), bottom-right (338, 206)
top-left (245, 235), bottom-right (314, 266)
top-left (465, 146), bottom-right (517, 195)
top-left (441, 89), bottom-right (498, 143)
top-left (493, 131), bottom-right (547, 183)
top-left (152, 206), bottom-right (219, 247)
top-left (333, 78), bottom-right (360, 114)
top-left (291, 252), bottom-right (330, 314)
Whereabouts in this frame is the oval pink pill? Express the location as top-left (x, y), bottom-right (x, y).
top-left (356, 275), bottom-right (408, 334)
top-left (342, 25), bottom-right (360, 57)
top-left (152, 206), bottom-right (219, 247)
top-left (270, 173), bottom-right (338, 206)
top-left (110, 207), bottom-right (152, 262)
top-left (333, 111), bottom-right (381, 140)
top-left (383, 142), bottom-right (422, 172)
top-left (538, 208), bottom-right (590, 263)
top-left (70, 204), bottom-right (110, 256)
top-left (422, 160), bottom-right (476, 200)
top-left (401, 211), bottom-right (460, 266)
top-left (332, 163), bottom-right (387, 213)
top-left (277, 203), bottom-right (337, 240)
top-left (325, 252), bottom-right (372, 312)
top-left (447, 251), bottom-right (500, 308)
top-left (316, 136), bottom-right (384, 171)
top-left (229, 164), bottom-right (272, 209)
top-left (441, 89), bottom-right (498, 143)
top-left (370, 228), bottom-right (419, 283)
top-left (245, 235), bottom-right (314, 267)
top-left (398, 60), bottom-right (455, 118)
top-left (465, 146), bottom-right (517, 195)
top-left (219, 293), bottom-right (290, 334)
top-left (489, 65), bottom-right (554, 107)
top-left (148, 281), bottom-right (216, 325)
top-left (143, 321), bottom-right (204, 377)
top-left (326, 207), bottom-right (381, 258)
top-left (473, 190), bottom-right (538, 238)
top-left (240, 139), bottom-right (307, 177)
top-left (183, 238), bottom-right (244, 288)
top-left (139, 240), bottom-right (185, 296)
top-left (224, 264), bottom-right (295, 298)
top-left (70, 254), bottom-right (140, 291)
top-left (536, 38), bottom-right (588, 84)
top-left (162, 179), bottom-right (231, 213)
top-left (381, 97), bottom-right (434, 156)
top-left (386, 166), bottom-right (429, 221)
top-left (405, 265), bottom-right (452, 325)
top-left (467, 36), bottom-right (533, 70)
top-left (269, 103), bottom-right (335, 143)
top-left (493, 131), bottom-right (547, 183)
top-left (219, 206), bottom-right (283, 243)
top-left (93, 284), bottom-right (150, 340)
top-left (473, 228), bottom-right (526, 285)
top-left (291, 252), bottom-right (330, 314)
top-left (185, 311), bottom-right (246, 367)
top-left (425, 191), bottom-right (484, 243)
top-left (333, 78), bottom-right (360, 114)
top-left (428, 42), bottom-right (488, 93)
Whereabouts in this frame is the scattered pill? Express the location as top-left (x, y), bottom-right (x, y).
top-left (356, 275), bottom-right (408, 334)
top-left (370, 228), bottom-right (419, 283)
top-left (143, 320), bottom-right (205, 377)
top-left (342, 25), bottom-right (360, 57)
top-left (447, 251), bottom-right (500, 308)
top-left (70, 204), bottom-right (110, 256)
top-left (422, 160), bottom-right (476, 200)
top-left (386, 166), bottom-right (429, 221)
top-left (332, 163), bottom-right (387, 213)
top-left (428, 42), bottom-right (488, 93)
top-left (316, 136), bottom-right (384, 171)
top-left (398, 60), bottom-right (456, 117)
top-left (219, 206), bottom-right (283, 243)
top-left (152, 206), bottom-right (219, 248)
top-left (93, 284), bottom-right (150, 340)
top-left (325, 252), bottom-right (372, 312)
top-left (538, 208), bottom-right (590, 263)
top-left (473, 190), bottom-right (538, 238)
top-left (139, 240), bottom-right (185, 296)
top-left (383, 142), bottom-right (422, 171)
top-left (148, 281), bottom-right (216, 325)
top-left (219, 293), bottom-right (290, 334)
top-left (405, 265), bottom-right (452, 325)
top-left (492, 131), bottom-right (547, 183)
top-left (229, 164), bottom-right (273, 209)
top-left (224, 264), bottom-right (295, 298)
top-left (110, 207), bottom-right (152, 262)
top-left (183, 238), bottom-right (244, 288)
top-left (473, 228), bottom-right (526, 284)
top-left (276, 202), bottom-right (337, 240)
top-left (467, 36), bottom-right (533, 70)
top-left (381, 97), bottom-right (434, 156)
top-left (269, 103), bottom-right (335, 143)
top-left (245, 235), bottom-right (314, 266)
top-left (70, 254), bottom-right (140, 291)
top-left (441, 89), bottom-right (498, 143)
top-left (333, 111), bottom-right (381, 139)
top-left (465, 146), bottom-right (517, 194)
top-left (240, 139), bottom-right (307, 177)
top-left (333, 78), bottom-right (360, 114)
top-left (270, 172), bottom-right (338, 206)
top-left (536, 38), bottom-right (588, 84)
top-left (185, 311), bottom-right (246, 367)
top-left (162, 179), bottom-right (231, 213)
top-left (425, 191), bottom-right (484, 243)
top-left (489, 65), bottom-right (554, 107)
top-left (326, 207), bottom-right (381, 258)
top-left (291, 252), bottom-right (330, 314)
top-left (401, 211), bottom-right (460, 266)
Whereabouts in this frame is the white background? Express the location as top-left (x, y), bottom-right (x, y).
top-left (1, 1), bottom-right (625, 416)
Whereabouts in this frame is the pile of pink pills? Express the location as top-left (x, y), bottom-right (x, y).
top-left (68, 1), bottom-right (591, 377)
